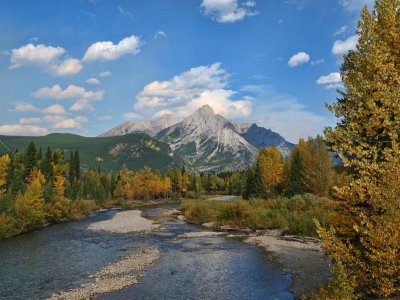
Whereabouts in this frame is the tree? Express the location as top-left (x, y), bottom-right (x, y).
top-left (15, 168), bottom-right (46, 231)
top-left (74, 150), bottom-right (80, 180)
top-left (0, 154), bottom-right (10, 198)
top-left (301, 136), bottom-right (334, 197)
top-left (317, 1), bottom-right (400, 297)
top-left (25, 142), bottom-right (37, 178)
top-left (286, 147), bottom-right (308, 196)
top-left (256, 147), bottom-right (284, 196)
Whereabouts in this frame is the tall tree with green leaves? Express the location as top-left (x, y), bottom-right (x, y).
top-left (24, 142), bottom-right (37, 178)
top-left (286, 147), bottom-right (308, 197)
top-left (316, 1), bottom-right (400, 298)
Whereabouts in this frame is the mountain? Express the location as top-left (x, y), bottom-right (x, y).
top-left (99, 114), bottom-right (179, 137)
top-left (0, 133), bottom-right (177, 172)
top-left (156, 105), bottom-right (257, 172)
top-left (241, 124), bottom-right (294, 157)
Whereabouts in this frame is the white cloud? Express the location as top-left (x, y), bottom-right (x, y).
top-left (9, 43), bottom-right (82, 76)
top-left (317, 72), bottom-right (343, 90)
top-left (98, 70), bottom-right (112, 77)
top-left (317, 72), bottom-right (341, 84)
top-left (82, 35), bottom-right (142, 62)
top-left (69, 100), bottom-right (95, 112)
top-left (154, 31), bottom-right (167, 39)
top-left (43, 104), bottom-right (67, 115)
top-left (14, 102), bottom-right (38, 112)
top-left (334, 25), bottom-right (348, 36)
top-left (332, 35), bottom-right (358, 56)
top-left (201, 0), bottom-right (258, 23)
top-left (19, 117), bottom-right (42, 125)
top-left (339, 0), bottom-right (373, 11)
top-left (86, 77), bottom-right (100, 85)
top-left (54, 58), bottom-right (83, 76)
top-left (0, 124), bottom-right (48, 136)
top-left (10, 43), bottom-right (65, 69)
top-left (135, 63), bottom-right (252, 119)
top-left (33, 84), bottom-right (104, 101)
top-left (246, 85), bottom-right (333, 143)
top-left (288, 52), bottom-right (310, 67)
top-left (42, 114), bottom-right (88, 129)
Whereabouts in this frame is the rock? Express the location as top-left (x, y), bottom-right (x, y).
top-left (202, 222), bottom-right (216, 228)
top-left (220, 225), bottom-right (238, 231)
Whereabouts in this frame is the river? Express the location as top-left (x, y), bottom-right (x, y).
top-left (0, 204), bottom-right (293, 299)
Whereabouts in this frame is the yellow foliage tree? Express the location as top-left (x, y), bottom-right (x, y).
top-left (15, 167), bottom-right (46, 231)
top-left (256, 147), bottom-right (284, 195)
top-left (0, 154), bottom-right (10, 198)
top-left (317, 0), bottom-right (400, 297)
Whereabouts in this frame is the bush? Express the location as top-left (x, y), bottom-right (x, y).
top-left (181, 194), bottom-right (336, 237)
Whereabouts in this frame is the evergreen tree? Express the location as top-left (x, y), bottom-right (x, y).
top-left (68, 152), bottom-right (75, 184)
top-left (74, 150), bottom-right (80, 180)
top-left (317, 1), bottom-right (400, 297)
top-left (286, 147), bottom-right (308, 196)
top-left (24, 142), bottom-right (37, 178)
top-left (43, 147), bottom-right (53, 181)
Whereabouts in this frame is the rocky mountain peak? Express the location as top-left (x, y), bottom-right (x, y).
top-left (195, 104), bottom-right (214, 117)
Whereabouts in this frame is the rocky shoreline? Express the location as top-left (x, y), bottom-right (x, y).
top-left (197, 221), bottom-right (330, 299)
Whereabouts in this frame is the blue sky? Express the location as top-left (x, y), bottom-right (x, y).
top-left (0, 0), bottom-right (372, 142)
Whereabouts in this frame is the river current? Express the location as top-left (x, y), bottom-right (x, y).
top-left (0, 204), bottom-right (293, 299)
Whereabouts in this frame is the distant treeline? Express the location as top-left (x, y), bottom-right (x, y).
top-left (0, 136), bottom-right (344, 239)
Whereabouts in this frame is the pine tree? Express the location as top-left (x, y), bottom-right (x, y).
top-left (43, 147), bottom-right (53, 181)
top-left (74, 150), bottom-right (80, 180)
top-left (68, 152), bottom-right (75, 184)
top-left (317, 1), bottom-right (400, 297)
top-left (286, 147), bottom-right (308, 196)
top-left (25, 142), bottom-right (37, 178)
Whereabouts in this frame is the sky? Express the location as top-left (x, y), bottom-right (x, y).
top-left (0, 0), bottom-right (373, 143)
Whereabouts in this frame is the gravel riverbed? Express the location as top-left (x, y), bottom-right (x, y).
top-left (49, 248), bottom-right (160, 300)
top-left (88, 210), bottom-right (160, 233)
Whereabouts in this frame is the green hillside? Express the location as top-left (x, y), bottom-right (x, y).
top-left (0, 133), bottom-right (177, 172)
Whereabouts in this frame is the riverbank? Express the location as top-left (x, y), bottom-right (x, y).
top-left (0, 198), bottom-right (178, 240)
top-left (50, 248), bottom-right (161, 300)
top-left (245, 231), bottom-right (330, 298)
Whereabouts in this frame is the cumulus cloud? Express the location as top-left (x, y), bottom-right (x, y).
top-left (316, 72), bottom-right (341, 84)
top-left (14, 102), bottom-right (38, 112)
top-left (42, 114), bottom-right (88, 129)
top-left (69, 100), bottom-right (95, 112)
top-left (86, 77), bottom-right (100, 85)
top-left (19, 117), bottom-right (42, 125)
top-left (317, 72), bottom-right (343, 90)
top-left (288, 52), bottom-right (310, 67)
top-left (9, 43), bottom-right (83, 76)
top-left (135, 63), bottom-right (252, 119)
top-left (201, 0), bottom-right (258, 23)
top-left (54, 58), bottom-right (83, 76)
top-left (43, 104), bottom-right (67, 115)
top-left (82, 35), bottom-right (142, 62)
top-left (332, 35), bottom-right (358, 56)
top-left (33, 84), bottom-right (104, 111)
top-left (0, 124), bottom-right (48, 136)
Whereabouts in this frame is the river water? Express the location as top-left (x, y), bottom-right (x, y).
top-left (0, 204), bottom-right (293, 300)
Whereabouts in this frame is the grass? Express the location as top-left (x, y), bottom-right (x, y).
top-left (181, 194), bottom-right (336, 237)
